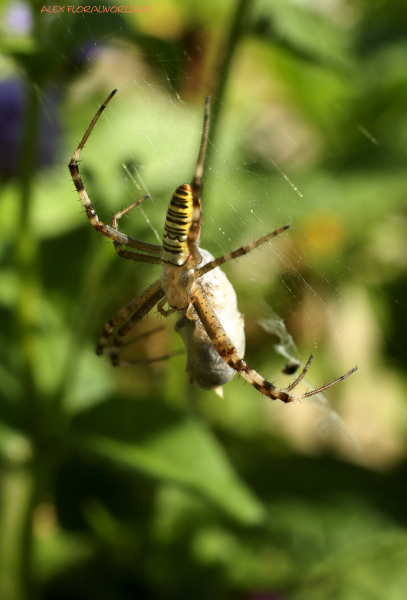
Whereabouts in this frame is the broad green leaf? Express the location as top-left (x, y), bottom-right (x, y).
top-left (73, 399), bottom-right (265, 525)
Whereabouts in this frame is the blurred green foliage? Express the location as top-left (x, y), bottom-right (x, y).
top-left (1, 0), bottom-right (407, 599)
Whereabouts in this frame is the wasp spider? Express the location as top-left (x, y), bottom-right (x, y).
top-left (69, 90), bottom-right (356, 402)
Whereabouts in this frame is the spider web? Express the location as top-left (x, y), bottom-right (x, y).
top-left (4, 0), bottom-right (407, 469)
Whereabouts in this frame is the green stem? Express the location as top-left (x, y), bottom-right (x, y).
top-left (18, 463), bottom-right (38, 600)
top-left (15, 77), bottom-right (42, 600)
top-left (205, 0), bottom-right (252, 172)
top-left (16, 81), bottom-right (41, 427)
top-left (0, 467), bottom-right (35, 600)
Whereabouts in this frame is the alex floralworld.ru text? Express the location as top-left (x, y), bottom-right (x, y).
top-left (41, 5), bottom-right (151, 13)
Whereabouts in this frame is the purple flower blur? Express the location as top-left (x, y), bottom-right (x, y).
top-left (0, 79), bottom-right (61, 180)
top-left (2, 0), bottom-right (33, 37)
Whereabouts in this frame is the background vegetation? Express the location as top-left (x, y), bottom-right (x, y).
top-left (1, 0), bottom-right (407, 598)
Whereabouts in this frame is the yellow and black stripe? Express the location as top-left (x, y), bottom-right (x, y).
top-left (162, 183), bottom-right (199, 265)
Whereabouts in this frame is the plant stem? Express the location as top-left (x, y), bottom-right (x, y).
top-left (15, 77), bottom-right (42, 600)
top-left (16, 80), bottom-right (41, 428)
top-left (18, 464), bottom-right (38, 600)
top-left (205, 0), bottom-right (252, 172)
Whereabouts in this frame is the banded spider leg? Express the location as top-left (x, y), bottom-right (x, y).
top-left (68, 89), bottom-right (163, 265)
top-left (190, 287), bottom-right (357, 403)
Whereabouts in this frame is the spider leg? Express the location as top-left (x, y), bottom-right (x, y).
top-left (195, 225), bottom-right (290, 278)
top-left (191, 286), bottom-right (357, 403)
top-left (191, 286), bottom-right (291, 402)
top-left (111, 348), bottom-right (185, 366)
top-left (120, 325), bottom-right (165, 348)
top-left (110, 197), bottom-right (163, 264)
top-left (68, 89), bottom-right (163, 263)
top-left (110, 283), bottom-right (165, 366)
top-left (289, 366), bottom-right (357, 400)
top-left (283, 354), bottom-right (314, 392)
top-left (100, 321), bottom-right (183, 367)
top-left (281, 354), bottom-right (357, 399)
top-left (157, 297), bottom-right (177, 317)
top-left (96, 278), bottom-right (164, 358)
top-left (187, 97), bottom-right (210, 265)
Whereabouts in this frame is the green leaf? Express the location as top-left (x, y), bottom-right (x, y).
top-left (73, 399), bottom-right (265, 525)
